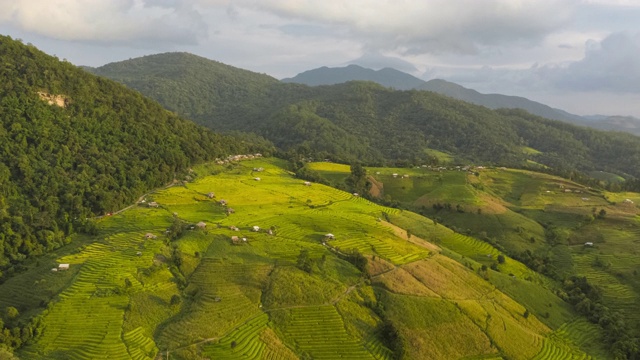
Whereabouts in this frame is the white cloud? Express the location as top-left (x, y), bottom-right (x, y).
top-left (0, 0), bottom-right (207, 45)
top-left (203, 0), bottom-right (575, 55)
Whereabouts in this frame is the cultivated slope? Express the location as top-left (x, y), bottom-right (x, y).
top-left (3, 158), bottom-right (601, 360)
top-left (0, 36), bottom-right (273, 356)
top-left (309, 161), bottom-right (640, 359)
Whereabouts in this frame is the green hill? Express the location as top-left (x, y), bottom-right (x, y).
top-left (90, 53), bottom-right (640, 181)
top-left (308, 161), bottom-right (640, 359)
top-left (2, 158), bottom-right (607, 359)
top-left (0, 36), bottom-right (271, 293)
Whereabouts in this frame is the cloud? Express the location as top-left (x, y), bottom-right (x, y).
top-left (547, 32), bottom-right (640, 92)
top-left (0, 0), bottom-right (207, 46)
top-left (211, 0), bottom-right (575, 56)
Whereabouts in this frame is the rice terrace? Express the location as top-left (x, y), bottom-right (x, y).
top-left (4, 157), bottom-right (634, 359)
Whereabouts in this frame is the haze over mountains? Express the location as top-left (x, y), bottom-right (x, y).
top-left (282, 64), bottom-right (640, 135)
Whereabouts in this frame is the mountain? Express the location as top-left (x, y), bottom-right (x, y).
top-left (86, 52), bottom-right (280, 128)
top-left (282, 64), bottom-right (426, 89)
top-left (580, 115), bottom-right (640, 136)
top-left (0, 36), bottom-right (270, 282)
top-left (284, 64), bottom-right (586, 124)
top-left (90, 54), bottom-right (640, 182)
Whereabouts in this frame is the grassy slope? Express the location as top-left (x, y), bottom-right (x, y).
top-left (6, 159), bottom-right (604, 359)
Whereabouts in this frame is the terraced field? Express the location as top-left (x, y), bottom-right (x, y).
top-left (6, 158), bottom-right (614, 359)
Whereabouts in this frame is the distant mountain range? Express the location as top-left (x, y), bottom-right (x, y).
top-left (86, 52), bottom-right (640, 181)
top-left (283, 65), bottom-right (640, 135)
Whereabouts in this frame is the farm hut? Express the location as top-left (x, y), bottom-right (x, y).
top-left (584, 242), bottom-right (594, 247)
top-left (253, 167), bottom-right (264, 172)
top-left (267, 229), bottom-right (273, 235)
top-left (375, 172), bottom-right (381, 175)
top-left (196, 221), bottom-right (207, 229)
top-left (392, 173), bottom-right (398, 178)
top-left (353, 193), bottom-right (359, 197)
top-left (304, 181), bottom-right (311, 186)
top-left (325, 233), bottom-right (335, 240)
top-left (206, 192), bottom-right (215, 199)
top-left (231, 236), bottom-right (241, 245)
top-left (136, 251), bottom-right (142, 256)
top-left (403, 174), bottom-right (409, 178)
top-left (172, 212), bottom-right (178, 217)
top-left (58, 264), bottom-right (70, 271)
top-left (242, 237), bottom-right (247, 242)
top-left (252, 226), bottom-right (260, 232)
top-left (582, 197), bottom-right (589, 201)
top-left (254, 177), bottom-right (261, 181)
top-left (229, 226), bottom-right (239, 231)
top-left (144, 233), bottom-right (157, 239)
top-left (148, 201), bottom-right (159, 208)
top-left (624, 199), bottom-right (634, 204)
top-left (226, 208), bottom-right (235, 215)
top-left (51, 268), bottom-right (58, 272)
top-left (219, 199), bottom-right (227, 206)
top-left (564, 189), bottom-right (572, 193)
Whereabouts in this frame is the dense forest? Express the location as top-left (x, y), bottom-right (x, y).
top-left (0, 36), bottom-right (272, 280)
top-left (90, 53), bottom-right (640, 181)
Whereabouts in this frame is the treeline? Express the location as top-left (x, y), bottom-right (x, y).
top-left (0, 36), bottom-right (272, 281)
top-left (560, 276), bottom-right (639, 359)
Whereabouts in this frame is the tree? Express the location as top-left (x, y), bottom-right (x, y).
top-left (4, 307), bottom-right (18, 320)
top-left (497, 254), bottom-right (505, 264)
top-left (523, 309), bottom-right (530, 319)
top-left (346, 163), bottom-right (371, 196)
top-left (170, 294), bottom-right (182, 306)
top-left (598, 209), bottom-right (607, 219)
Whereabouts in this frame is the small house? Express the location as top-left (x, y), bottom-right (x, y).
top-left (267, 229), bottom-right (273, 235)
top-left (392, 173), bottom-right (398, 178)
top-left (325, 233), bottom-right (335, 240)
top-left (196, 221), bottom-right (207, 229)
top-left (375, 172), bottom-right (381, 175)
top-left (144, 233), bottom-right (157, 239)
top-left (253, 167), bottom-right (264, 172)
top-left (252, 226), bottom-right (260, 232)
top-left (304, 181), bottom-right (311, 186)
top-left (148, 201), bottom-right (159, 208)
top-left (136, 251), bottom-right (142, 256)
top-left (254, 177), bottom-right (261, 181)
top-left (206, 192), bottom-right (215, 199)
top-left (402, 174), bottom-right (409, 178)
top-left (584, 242), bottom-right (594, 247)
top-left (242, 237), bottom-right (247, 242)
top-left (58, 264), bottom-right (70, 271)
top-left (219, 199), bottom-right (227, 206)
top-left (231, 236), bottom-right (241, 244)
top-left (229, 226), bottom-right (239, 231)
top-left (582, 197), bottom-right (589, 201)
top-left (226, 208), bottom-right (235, 215)
top-left (353, 193), bottom-right (359, 197)
top-left (51, 268), bottom-right (58, 272)
top-left (624, 199), bottom-right (634, 204)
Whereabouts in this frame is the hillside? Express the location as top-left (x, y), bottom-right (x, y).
top-left (1, 158), bottom-right (608, 359)
top-left (89, 53), bottom-right (640, 181)
top-left (86, 52), bottom-right (280, 127)
top-left (283, 64), bottom-right (585, 123)
top-left (308, 161), bottom-right (640, 358)
top-left (0, 37), bottom-right (272, 291)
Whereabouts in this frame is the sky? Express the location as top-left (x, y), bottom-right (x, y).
top-left (1, 0), bottom-right (639, 117)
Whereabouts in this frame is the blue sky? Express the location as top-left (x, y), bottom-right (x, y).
top-left (1, 0), bottom-right (639, 117)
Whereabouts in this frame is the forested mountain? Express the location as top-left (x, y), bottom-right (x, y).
top-left (86, 52), bottom-right (280, 127)
top-left (0, 36), bottom-right (270, 279)
top-left (282, 64), bottom-right (426, 89)
top-left (283, 64), bottom-right (586, 123)
top-left (91, 54), bottom-right (640, 181)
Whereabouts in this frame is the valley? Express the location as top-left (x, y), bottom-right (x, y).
top-left (1, 158), bottom-right (620, 359)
